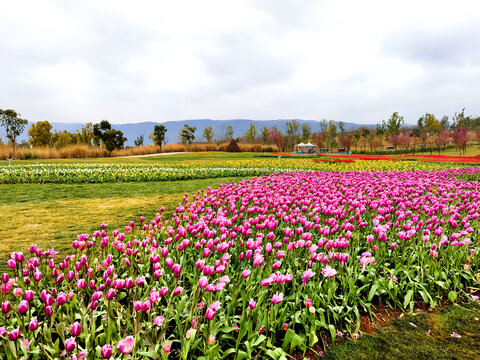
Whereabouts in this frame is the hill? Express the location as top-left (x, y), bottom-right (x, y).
top-left (16, 119), bottom-right (376, 146)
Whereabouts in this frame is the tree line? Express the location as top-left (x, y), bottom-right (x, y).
top-left (2, 107), bottom-right (479, 158)
top-left (235, 109), bottom-right (480, 154)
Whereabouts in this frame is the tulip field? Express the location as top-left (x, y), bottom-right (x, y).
top-left (1, 156), bottom-right (480, 359)
top-left (0, 158), bottom-right (464, 184)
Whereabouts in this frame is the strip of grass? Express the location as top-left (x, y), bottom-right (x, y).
top-left (323, 302), bottom-right (480, 360)
top-left (0, 176), bottom-right (245, 269)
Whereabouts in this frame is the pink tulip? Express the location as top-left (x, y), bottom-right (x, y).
top-left (248, 299), bottom-right (256, 310)
top-left (65, 337), bottom-right (76, 352)
top-left (8, 328), bottom-right (19, 341)
top-left (101, 344), bottom-right (113, 359)
top-left (321, 265), bottom-right (337, 278)
top-left (142, 300), bottom-right (151, 312)
top-left (56, 292), bottom-right (67, 306)
top-left (29, 317), bottom-right (38, 331)
top-left (199, 276), bottom-right (208, 288)
top-left (302, 269), bottom-right (315, 286)
top-left (173, 286), bottom-right (183, 296)
top-left (2, 273), bottom-right (9, 283)
top-left (117, 336), bottom-right (135, 354)
top-left (17, 300), bottom-right (29, 314)
top-left (71, 321), bottom-right (81, 336)
top-left (136, 276), bottom-right (145, 286)
top-left (106, 288), bottom-right (115, 301)
top-left (159, 286), bottom-right (168, 296)
top-left (272, 292), bottom-right (284, 304)
top-left (1, 301), bottom-right (11, 314)
top-left (154, 316), bottom-right (165, 326)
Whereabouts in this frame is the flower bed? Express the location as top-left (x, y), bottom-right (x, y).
top-left (1, 168), bottom-right (480, 358)
top-left (0, 159), bottom-right (461, 184)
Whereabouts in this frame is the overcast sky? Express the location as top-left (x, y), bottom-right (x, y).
top-left (1, 1), bottom-right (479, 125)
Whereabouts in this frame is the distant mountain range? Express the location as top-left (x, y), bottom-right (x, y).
top-left (16, 119), bottom-right (377, 146)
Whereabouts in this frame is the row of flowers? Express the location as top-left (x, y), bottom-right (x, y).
top-left (0, 158), bottom-right (462, 184)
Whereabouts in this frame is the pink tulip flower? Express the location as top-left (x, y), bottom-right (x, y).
top-left (272, 292), bottom-right (284, 304)
top-left (117, 336), bottom-right (135, 354)
top-left (321, 265), bottom-right (337, 278)
top-left (101, 344), bottom-right (113, 359)
top-left (65, 337), bottom-right (76, 352)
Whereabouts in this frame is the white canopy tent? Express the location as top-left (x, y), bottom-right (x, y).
top-left (294, 142), bottom-right (318, 153)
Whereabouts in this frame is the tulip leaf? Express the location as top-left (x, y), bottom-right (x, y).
top-left (138, 351), bottom-right (158, 359)
top-left (328, 324), bottom-right (337, 345)
top-left (403, 289), bottom-right (414, 309)
top-left (266, 348), bottom-right (289, 360)
top-left (252, 334), bottom-right (266, 347)
top-left (235, 350), bottom-right (248, 360)
top-left (221, 348), bottom-right (237, 359)
top-left (219, 326), bottom-right (235, 333)
top-left (448, 291), bottom-right (457, 303)
top-left (368, 284), bottom-right (378, 302)
top-left (309, 329), bottom-right (319, 346)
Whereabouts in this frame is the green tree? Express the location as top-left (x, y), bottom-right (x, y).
top-left (301, 123), bottom-right (311, 142)
top-left (134, 135), bottom-right (144, 147)
top-left (440, 116), bottom-right (450, 130)
top-left (104, 130), bottom-right (127, 151)
top-left (224, 125), bottom-right (234, 141)
top-left (319, 120), bottom-right (328, 149)
top-left (375, 124), bottom-right (385, 149)
top-left (452, 108), bottom-right (472, 129)
top-left (203, 126), bottom-right (214, 143)
top-left (261, 126), bottom-right (270, 145)
top-left (178, 124), bottom-right (196, 149)
top-left (383, 112), bottom-right (404, 137)
top-left (52, 130), bottom-right (75, 148)
top-left (415, 116), bottom-right (427, 143)
top-left (337, 121), bottom-right (345, 149)
top-left (93, 120), bottom-right (111, 147)
top-left (28, 120), bottom-right (53, 147)
top-left (150, 125), bottom-right (167, 150)
top-left (245, 122), bottom-right (257, 144)
top-left (326, 120), bottom-right (337, 151)
top-left (286, 119), bottom-right (299, 150)
top-left (0, 109), bottom-right (28, 159)
top-left (93, 120), bottom-right (127, 151)
top-left (76, 123), bottom-right (94, 145)
top-left (423, 113), bottom-right (441, 136)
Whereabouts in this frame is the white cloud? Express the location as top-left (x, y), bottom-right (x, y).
top-left (0, 0), bottom-right (479, 124)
